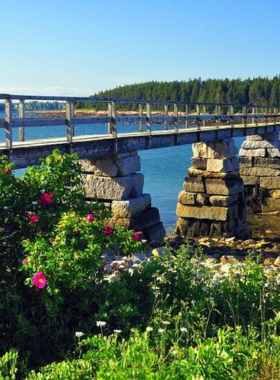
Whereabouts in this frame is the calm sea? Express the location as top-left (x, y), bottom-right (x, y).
top-left (1, 111), bottom-right (275, 237)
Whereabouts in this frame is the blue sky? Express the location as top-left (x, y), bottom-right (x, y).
top-left (1, 0), bottom-right (280, 96)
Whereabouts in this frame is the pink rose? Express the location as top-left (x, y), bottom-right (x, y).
top-left (132, 231), bottom-right (141, 240)
top-left (103, 226), bottom-right (114, 235)
top-left (32, 271), bottom-right (47, 289)
top-left (22, 258), bottom-right (29, 264)
top-left (39, 192), bottom-right (54, 207)
top-left (29, 214), bottom-right (39, 224)
top-left (86, 213), bottom-right (96, 222)
top-left (2, 167), bottom-right (12, 175)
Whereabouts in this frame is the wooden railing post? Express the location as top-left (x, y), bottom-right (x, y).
top-left (174, 103), bottom-right (178, 133)
top-left (185, 105), bottom-right (189, 128)
top-left (146, 102), bottom-right (151, 136)
top-left (202, 104), bottom-right (206, 127)
top-left (66, 100), bottom-right (74, 144)
top-left (111, 101), bottom-right (117, 138)
top-left (164, 104), bottom-right (169, 130)
top-left (146, 102), bottom-right (152, 148)
top-left (230, 105), bottom-right (234, 128)
top-left (108, 101), bottom-right (117, 153)
top-left (242, 106), bottom-right (247, 127)
top-left (274, 107), bottom-right (277, 124)
top-left (139, 103), bottom-right (143, 132)
top-left (196, 104), bottom-right (201, 130)
top-left (5, 98), bottom-right (12, 150)
top-left (254, 107), bottom-right (258, 126)
top-left (265, 107), bottom-right (268, 125)
top-left (18, 99), bottom-right (25, 141)
top-left (108, 102), bottom-right (112, 133)
top-left (215, 105), bottom-right (221, 129)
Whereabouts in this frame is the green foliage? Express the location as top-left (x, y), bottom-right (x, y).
top-left (0, 350), bottom-right (19, 380)
top-left (26, 326), bottom-right (280, 379)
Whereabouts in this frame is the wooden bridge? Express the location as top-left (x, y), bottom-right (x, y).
top-left (0, 94), bottom-right (280, 168)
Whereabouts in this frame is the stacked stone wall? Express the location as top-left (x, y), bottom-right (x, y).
top-left (176, 139), bottom-right (250, 239)
top-left (239, 133), bottom-right (280, 213)
top-left (81, 152), bottom-right (166, 241)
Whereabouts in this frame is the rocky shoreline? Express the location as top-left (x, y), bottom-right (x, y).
top-left (102, 233), bottom-right (280, 283)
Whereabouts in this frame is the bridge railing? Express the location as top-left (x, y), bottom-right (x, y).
top-left (0, 94), bottom-right (279, 151)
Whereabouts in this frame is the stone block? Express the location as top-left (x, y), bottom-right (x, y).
top-left (208, 193), bottom-right (239, 207)
top-left (111, 207), bottom-right (161, 230)
top-left (241, 176), bottom-right (260, 186)
top-left (206, 157), bottom-right (239, 173)
top-left (84, 173), bottom-right (144, 200)
top-left (80, 158), bottom-right (118, 177)
top-left (267, 148), bottom-right (280, 158)
top-left (247, 133), bottom-right (279, 141)
top-left (176, 203), bottom-right (232, 221)
top-left (205, 178), bottom-right (244, 195)
top-left (131, 207), bottom-right (161, 230)
top-left (241, 140), bottom-right (280, 149)
top-left (115, 155), bottom-right (141, 176)
top-left (196, 193), bottom-right (209, 205)
top-left (267, 190), bottom-right (280, 199)
top-left (183, 177), bottom-right (205, 193)
top-left (192, 139), bottom-right (238, 159)
top-left (239, 157), bottom-right (253, 167)
top-left (260, 177), bottom-right (280, 189)
top-left (111, 194), bottom-right (151, 218)
top-left (261, 198), bottom-right (280, 213)
top-left (191, 157), bottom-right (207, 170)
top-left (142, 222), bottom-right (166, 241)
top-left (246, 135), bottom-right (265, 141)
top-left (239, 148), bottom-right (266, 157)
top-left (253, 157), bottom-right (280, 169)
top-left (175, 217), bottom-right (189, 236)
top-left (188, 167), bottom-right (240, 179)
top-left (239, 167), bottom-right (280, 177)
top-left (178, 191), bottom-right (196, 205)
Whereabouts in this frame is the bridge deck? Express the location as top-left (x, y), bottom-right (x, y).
top-left (1, 122), bottom-right (279, 168)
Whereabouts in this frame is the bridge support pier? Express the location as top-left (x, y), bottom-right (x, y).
top-left (239, 133), bottom-right (280, 213)
top-left (80, 152), bottom-right (166, 241)
top-left (176, 138), bottom-right (250, 239)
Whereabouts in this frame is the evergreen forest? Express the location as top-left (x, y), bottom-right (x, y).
top-left (75, 76), bottom-right (280, 109)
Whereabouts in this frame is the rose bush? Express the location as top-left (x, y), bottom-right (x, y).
top-left (0, 149), bottom-right (143, 374)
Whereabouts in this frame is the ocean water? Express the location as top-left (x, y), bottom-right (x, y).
top-left (0, 110), bottom-right (247, 230)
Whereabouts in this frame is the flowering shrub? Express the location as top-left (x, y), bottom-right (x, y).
top-left (0, 149), bottom-right (143, 374)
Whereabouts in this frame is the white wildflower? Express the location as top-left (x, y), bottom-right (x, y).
top-left (180, 327), bottom-right (187, 332)
top-left (158, 328), bottom-right (164, 334)
top-left (96, 321), bottom-right (107, 327)
top-left (113, 329), bottom-right (122, 333)
top-left (146, 326), bottom-right (153, 332)
top-left (75, 331), bottom-right (84, 338)
top-left (161, 321), bottom-right (171, 325)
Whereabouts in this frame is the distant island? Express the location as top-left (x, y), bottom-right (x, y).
top-left (1, 76), bottom-right (280, 112)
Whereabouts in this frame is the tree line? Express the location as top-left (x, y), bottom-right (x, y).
top-left (75, 76), bottom-right (280, 110)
